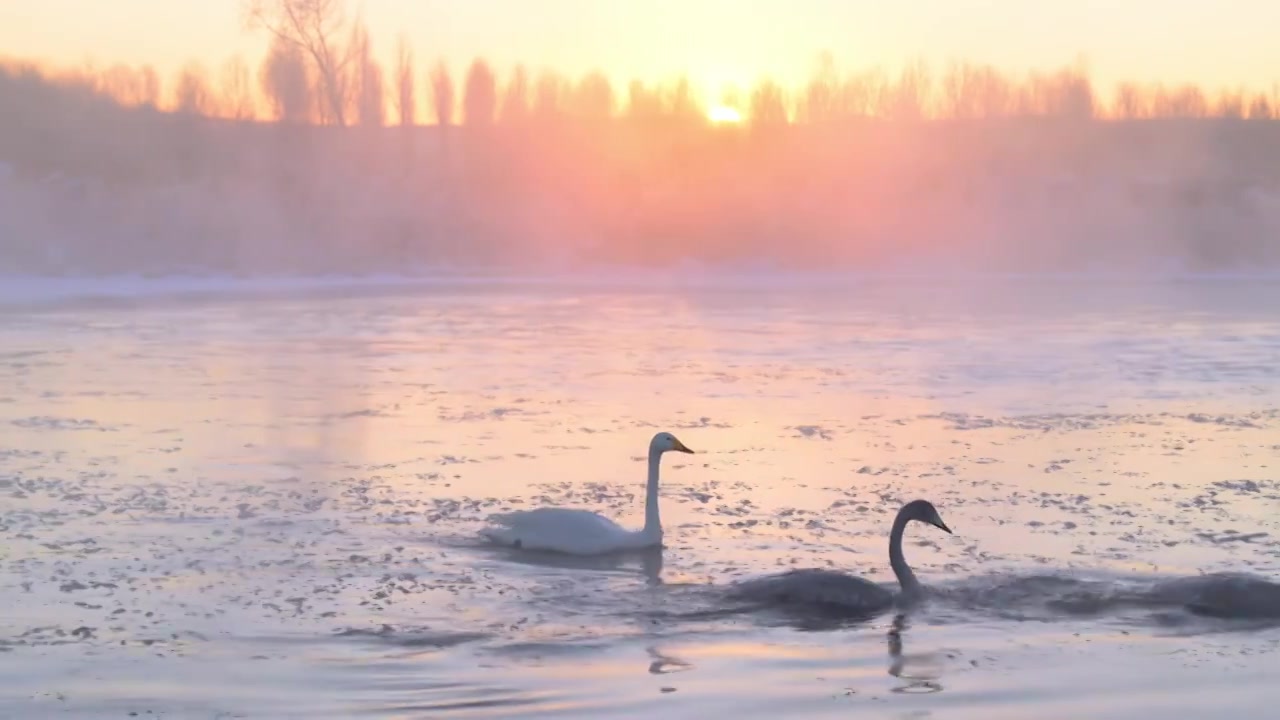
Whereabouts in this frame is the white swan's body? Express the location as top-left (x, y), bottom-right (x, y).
top-left (482, 507), bottom-right (637, 556)
top-left (480, 432), bottom-right (694, 555)
top-left (728, 499), bottom-right (952, 614)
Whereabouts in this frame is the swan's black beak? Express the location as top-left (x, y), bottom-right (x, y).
top-left (933, 518), bottom-right (953, 534)
top-left (672, 438), bottom-right (695, 454)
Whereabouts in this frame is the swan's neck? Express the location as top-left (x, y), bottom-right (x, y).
top-left (642, 447), bottom-right (663, 536)
top-left (889, 513), bottom-right (919, 595)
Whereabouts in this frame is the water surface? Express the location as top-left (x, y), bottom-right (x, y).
top-left (2, 275), bottom-right (1279, 717)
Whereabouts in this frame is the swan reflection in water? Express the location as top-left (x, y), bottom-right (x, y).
top-left (887, 614), bottom-right (945, 695)
top-left (489, 544), bottom-right (666, 585)
top-left (647, 646), bottom-right (693, 675)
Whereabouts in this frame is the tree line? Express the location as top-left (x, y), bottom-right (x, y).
top-left (26, 51), bottom-right (1279, 125)
top-left (5, 0), bottom-right (1277, 127)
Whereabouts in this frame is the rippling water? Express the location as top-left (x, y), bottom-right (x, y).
top-left (2, 275), bottom-right (1280, 718)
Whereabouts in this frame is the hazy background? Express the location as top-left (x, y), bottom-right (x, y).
top-left (2, 0), bottom-right (1280, 276)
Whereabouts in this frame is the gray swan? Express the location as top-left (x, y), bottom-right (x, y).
top-left (728, 499), bottom-right (953, 614)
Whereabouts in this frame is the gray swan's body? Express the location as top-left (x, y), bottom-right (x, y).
top-left (728, 499), bottom-right (952, 614)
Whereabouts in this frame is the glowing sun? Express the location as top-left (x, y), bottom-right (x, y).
top-left (708, 105), bottom-right (743, 124)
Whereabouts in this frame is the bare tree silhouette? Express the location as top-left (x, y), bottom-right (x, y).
top-left (394, 34), bottom-right (415, 127)
top-left (842, 68), bottom-right (890, 118)
top-left (245, 0), bottom-right (356, 126)
top-left (666, 76), bottom-right (703, 125)
top-left (973, 66), bottom-right (1014, 118)
top-left (748, 79), bottom-right (788, 127)
top-left (1215, 89), bottom-right (1246, 119)
top-left (1166, 85), bottom-right (1209, 117)
top-left (570, 71), bottom-right (614, 121)
top-left (220, 57), bottom-right (257, 119)
top-left (462, 59), bottom-right (497, 126)
top-left (798, 51), bottom-right (838, 123)
top-left (173, 62), bottom-right (215, 115)
top-left (260, 36), bottom-right (311, 123)
top-left (429, 60), bottom-right (454, 126)
top-left (1058, 63), bottom-right (1096, 119)
top-left (351, 23), bottom-right (384, 127)
top-left (533, 71), bottom-right (565, 122)
top-left (942, 62), bottom-right (1014, 119)
top-left (941, 62), bottom-right (977, 120)
top-left (1248, 93), bottom-right (1274, 120)
top-left (99, 64), bottom-right (161, 108)
top-left (499, 64), bottom-right (530, 125)
top-left (1112, 82), bottom-right (1147, 119)
top-left (624, 80), bottom-right (661, 123)
top-left (888, 59), bottom-right (931, 120)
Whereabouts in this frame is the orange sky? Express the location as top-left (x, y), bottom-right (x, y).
top-left (3, 0), bottom-right (1280, 100)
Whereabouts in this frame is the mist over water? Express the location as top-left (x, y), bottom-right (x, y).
top-left (4, 118), bottom-right (1280, 275)
top-left (4, 56), bottom-right (1280, 276)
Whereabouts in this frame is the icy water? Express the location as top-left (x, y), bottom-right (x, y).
top-left (3, 275), bottom-right (1280, 718)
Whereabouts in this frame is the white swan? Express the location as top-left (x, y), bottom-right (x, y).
top-left (480, 431), bottom-right (694, 555)
top-left (727, 499), bottom-right (952, 614)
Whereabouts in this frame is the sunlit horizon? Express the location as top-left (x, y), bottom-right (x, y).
top-left (3, 0), bottom-right (1280, 110)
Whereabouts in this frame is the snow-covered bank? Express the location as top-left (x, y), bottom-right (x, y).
top-left (5, 267), bottom-right (1280, 312)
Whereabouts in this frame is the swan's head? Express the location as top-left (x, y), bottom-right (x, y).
top-left (902, 499), bottom-right (952, 534)
top-left (651, 432), bottom-right (695, 455)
